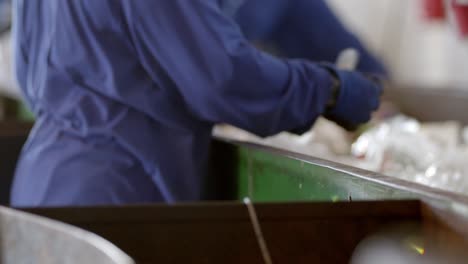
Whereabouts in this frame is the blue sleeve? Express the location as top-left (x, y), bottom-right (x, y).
top-left (235, 0), bottom-right (387, 75)
top-left (122, 0), bottom-right (334, 136)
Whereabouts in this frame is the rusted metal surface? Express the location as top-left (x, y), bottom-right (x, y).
top-left (25, 201), bottom-right (423, 264)
top-left (0, 206), bottom-right (134, 264)
top-left (23, 200), bottom-right (468, 263)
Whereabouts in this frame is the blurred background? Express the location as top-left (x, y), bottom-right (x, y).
top-left (328, 0), bottom-right (468, 89)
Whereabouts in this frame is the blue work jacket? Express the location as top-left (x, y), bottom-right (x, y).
top-left (11, 0), bottom-right (384, 206)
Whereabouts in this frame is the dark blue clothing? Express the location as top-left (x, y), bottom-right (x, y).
top-left (11, 0), bottom-right (384, 206)
top-left (235, 0), bottom-right (386, 74)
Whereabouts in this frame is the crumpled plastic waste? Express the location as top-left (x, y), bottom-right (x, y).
top-left (213, 117), bottom-right (352, 160)
top-left (214, 113), bottom-right (468, 196)
top-left (352, 115), bottom-right (468, 194)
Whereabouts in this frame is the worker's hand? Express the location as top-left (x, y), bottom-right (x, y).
top-left (322, 65), bottom-right (384, 131)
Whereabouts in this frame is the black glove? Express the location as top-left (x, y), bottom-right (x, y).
top-left (321, 64), bottom-right (384, 131)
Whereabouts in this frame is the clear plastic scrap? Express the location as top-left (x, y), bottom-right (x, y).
top-left (352, 115), bottom-right (468, 195)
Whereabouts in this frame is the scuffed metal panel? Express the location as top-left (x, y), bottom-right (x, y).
top-left (0, 206), bottom-right (134, 264)
top-left (229, 140), bottom-right (468, 205)
top-left (236, 146), bottom-right (418, 202)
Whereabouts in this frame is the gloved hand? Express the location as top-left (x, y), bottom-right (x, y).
top-left (321, 64), bottom-right (384, 131)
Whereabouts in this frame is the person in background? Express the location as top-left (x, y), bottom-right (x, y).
top-left (11, 0), bottom-right (385, 206)
top-left (234, 0), bottom-right (386, 74)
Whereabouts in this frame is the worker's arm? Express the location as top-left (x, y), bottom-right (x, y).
top-left (235, 0), bottom-right (387, 75)
top-left (122, 0), bottom-right (381, 136)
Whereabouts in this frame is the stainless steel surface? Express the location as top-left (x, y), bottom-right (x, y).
top-left (0, 206), bottom-right (134, 264)
top-left (385, 86), bottom-right (468, 125)
top-left (216, 136), bottom-right (468, 206)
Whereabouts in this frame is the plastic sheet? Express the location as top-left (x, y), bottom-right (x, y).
top-left (214, 117), bottom-right (352, 160)
top-left (352, 115), bottom-right (468, 194)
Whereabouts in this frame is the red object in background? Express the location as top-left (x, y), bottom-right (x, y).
top-left (422, 0), bottom-right (446, 21)
top-left (452, 0), bottom-right (468, 37)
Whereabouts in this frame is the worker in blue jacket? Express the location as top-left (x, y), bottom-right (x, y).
top-left (11, 0), bottom-right (385, 206)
